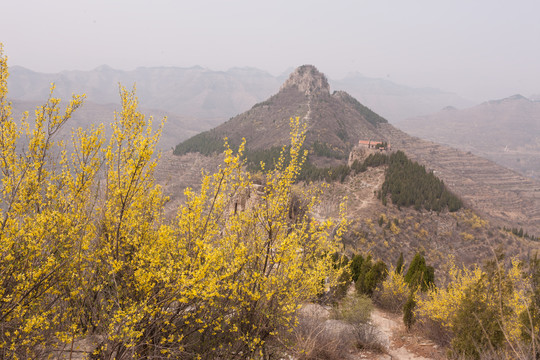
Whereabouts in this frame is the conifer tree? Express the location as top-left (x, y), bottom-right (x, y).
top-left (395, 252), bottom-right (405, 274)
top-left (404, 252), bottom-right (435, 292)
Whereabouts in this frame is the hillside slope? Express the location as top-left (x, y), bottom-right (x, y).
top-left (397, 95), bottom-right (540, 179)
top-left (168, 65), bottom-right (540, 238)
top-left (382, 124), bottom-right (540, 236)
top-left (174, 65), bottom-right (388, 165)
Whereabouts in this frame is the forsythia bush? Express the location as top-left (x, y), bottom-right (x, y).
top-left (416, 258), bottom-right (530, 359)
top-left (374, 267), bottom-right (411, 312)
top-left (415, 262), bottom-right (484, 329)
top-left (0, 45), bottom-right (344, 359)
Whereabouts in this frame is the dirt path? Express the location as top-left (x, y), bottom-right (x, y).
top-left (368, 309), bottom-right (444, 360)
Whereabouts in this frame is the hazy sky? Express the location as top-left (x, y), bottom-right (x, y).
top-left (2, 0), bottom-right (539, 101)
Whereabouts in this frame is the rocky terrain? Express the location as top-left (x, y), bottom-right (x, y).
top-left (170, 64), bottom-right (540, 239)
top-left (310, 164), bottom-right (539, 274)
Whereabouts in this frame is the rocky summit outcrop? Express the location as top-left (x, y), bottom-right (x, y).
top-left (279, 65), bottom-right (330, 96)
top-left (174, 65), bottom-right (388, 163)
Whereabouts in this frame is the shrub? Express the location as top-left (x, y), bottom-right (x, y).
top-left (403, 293), bottom-right (417, 331)
top-left (373, 268), bottom-right (410, 312)
top-left (354, 255), bottom-right (388, 296)
top-left (334, 294), bottom-right (383, 351)
top-left (0, 45), bottom-right (346, 359)
top-left (330, 254), bottom-right (352, 301)
top-left (520, 255), bottom-right (540, 349)
top-left (350, 254), bottom-right (365, 283)
top-left (416, 258), bottom-right (530, 359)
top-left (450, 284), bottom-right (506, 359)
top-left (395, 252), bottom-right (405, 275)
top-left (289, 305), bottom-right (349, 360)
top-left (335, 293), bottom-right (373, 325)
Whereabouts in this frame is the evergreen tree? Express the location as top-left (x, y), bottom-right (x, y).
top-left (350, 254), bottom-right (365, 283)
top-left (395, 252), bottom-right (405, 274)
top-left (403, 293), bottom-right (416, 331)
top-left (404, 252), bottom-right (435, 292)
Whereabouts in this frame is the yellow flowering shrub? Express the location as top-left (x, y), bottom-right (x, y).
top-left (0, 44), bottom-right (93, 359)
top-left (0, 44), bottom-right (344, 359)
top-left (416, 262), bottom-right (484, 329)
top-left (460, 232), bottom-right (475, 241)
top-left (416, 258), bottom-right (530, 358)
top-left (374, 267), bottom-right (411, 312)
top-left (389, 221), bottom-right (400, 235)
top-left (456, 209), bottom-right (488, 229)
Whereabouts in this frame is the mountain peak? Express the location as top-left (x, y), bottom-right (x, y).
top-left (280, 65), bottom-right (330, 95)
top-left (94, 64), bottom-right (115, 72)
top-left (506, 94), bottom-right (529, 101)
top-left (488, 94), bottom-right (530, 105)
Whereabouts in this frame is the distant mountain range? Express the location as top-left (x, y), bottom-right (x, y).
top-left (397, 94), bottom-right (540, 179)
top-left (331, 73), bottom-right (474, 122)
top-left (9, 99), bottom-right (205, 150)
top-left (7, 64), bottom-right (473, 128)
top-left (7, 65), bottom-right (284, 122)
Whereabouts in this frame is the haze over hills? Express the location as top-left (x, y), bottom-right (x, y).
top-left (169, 65), bottom-right (540, 240)
top-left (9, 99), bottom-right (203, 150)
top-left (332, 73), bottom-right (474, 122)
top-left (7, 65), bottom-right (283, 123)
top-left (8, 64), bottom-right (473, 128)
top-left (397, 95), bottom-right (540, 179)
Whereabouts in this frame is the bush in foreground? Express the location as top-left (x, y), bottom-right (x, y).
top-left (415, 257), bottom-right (531, 359)
top-left (0, 45), bottom-right (345, 359)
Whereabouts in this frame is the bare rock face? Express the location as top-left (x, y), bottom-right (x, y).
top-left (280, 65), bottom-right (330, 96)
top-left (348, 146), bottom-right (379, 166)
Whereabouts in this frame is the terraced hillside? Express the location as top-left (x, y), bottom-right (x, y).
top-left (381, 123), bottom-right (540, 235)
top-left (397, 95), bottom-right (540, 179)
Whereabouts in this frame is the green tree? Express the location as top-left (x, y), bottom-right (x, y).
top-left (404, 252), bottom-right (434, 292)
top-left (354, 255), bottom-right (388, 296)
top-left (403, 293), bottom-right (416, 331)
top-left (395, 252), bottom-right (405, 275)
top-left (350, 254), bottom-right (365, 283)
